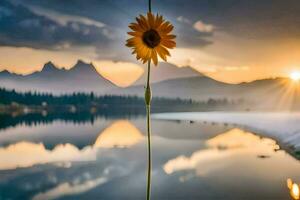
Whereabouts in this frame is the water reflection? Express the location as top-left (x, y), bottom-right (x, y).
top-left (0, 117), bottom-right (299, 200)
top-left (0, 142), bottom-right (96, 170)
top-left (0, 110), bottom-right (143, 131)
top-left (32, 177), bottom-right (107, 200)
top-left (288, 178), bottom-right (300, 200)
top-left (0, 120), bottom-right (144, 170)
top-left (164, 129), bottom-right (280, 175)
top-left (94, 120), bottom-right (143, 148)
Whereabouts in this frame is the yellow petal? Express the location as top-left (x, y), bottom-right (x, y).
top-left (156, 45), bottom-right (170, 61)
top-left (151, 49), bottom-right (158, 65)
top-left (164, 24), bottom-right (174, 33)
top-left (127, 31), bottom-right (142, 37)
top-left (136, 17), bottom-right (148, 31)
top-left (154, 14), bottom-right (163, 29)
top-left (161, 39), bottom-right (176, 49)
top-left (163, 34), bottom-right (176, 40)
top-left (129, 23), bottom-right (143, 32)
top-left (147, 12), bottom-right (155, 28)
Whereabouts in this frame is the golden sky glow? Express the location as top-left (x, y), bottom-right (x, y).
top-left (0, 46), bottom-right (98, 74)
top-left (290, 72), bottom-right (300, 82)
top-left (2, 33), bottom-right (300, 84)
top-left (93, 61), bottom-right (144, 87)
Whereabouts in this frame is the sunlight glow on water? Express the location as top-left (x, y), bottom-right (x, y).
top-left (288, 178), bottom-right (300, 200)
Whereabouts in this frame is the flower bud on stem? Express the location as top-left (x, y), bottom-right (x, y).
top-left (145, 86), bottom-right (152, 106)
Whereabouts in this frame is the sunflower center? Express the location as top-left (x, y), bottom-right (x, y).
top-left (142, 29), bottom-right (161, 48)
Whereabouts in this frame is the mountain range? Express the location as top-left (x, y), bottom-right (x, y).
top-left (0, 60), bottom-right (296, 109)
top-left (0, 60), bottom-right (204, 94)
top-left (0, 60), bottom-right (113, 94)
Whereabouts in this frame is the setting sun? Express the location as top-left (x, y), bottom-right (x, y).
top-left (290, 72), bottom-right (300, 81)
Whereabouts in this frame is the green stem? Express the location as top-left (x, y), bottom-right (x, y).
top-left (146, 1), bottom-right (152, 200)
top-left (148, 0), bottom-right (152, 12)
top-left (145, 61), bottom-right (152, 200)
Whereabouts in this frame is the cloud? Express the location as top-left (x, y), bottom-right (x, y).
top-left (0, 0), bottom-right (116, 50)
top-left (176, 16), bottom-right (191, 24)
top-left (193, 20), bottom-right (215, 33)
top-left (0, 5), bottom-right (12, 18)
top-left (28, 5), bottom-right (105, 28)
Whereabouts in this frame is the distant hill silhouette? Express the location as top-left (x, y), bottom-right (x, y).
top-left (133, 62), bottom-right (203, 85)
top-left (0, 61), bottom-right (204, 94)
top-left (0, 60), bottom-right (114, 94)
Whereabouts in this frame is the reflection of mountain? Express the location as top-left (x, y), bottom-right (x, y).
top-left (94, 120), bottom-right (143, 148)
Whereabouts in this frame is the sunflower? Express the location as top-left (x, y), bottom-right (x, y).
top-left (126, 12), bottom-right (176, 65)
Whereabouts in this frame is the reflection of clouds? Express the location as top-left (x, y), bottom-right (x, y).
top-left (164, 129), bottom-right (278, 175)
top-left (94, 120), bottom-right (144, 148)
top-left (28, 149), bottom-right (135, 199)
top-left (0, 142), bottom-right (96, 170)
top-left (0, 120), bottom-right (144, 170)
top-left (164, 148), bottom-right (233, 175)
top-left (32, 177), bottom-right (107, 200)
top-left (30, 164), bottom-right (131, 200)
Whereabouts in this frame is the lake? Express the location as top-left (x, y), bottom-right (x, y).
top-left (0, 112), bottom-right (299, 200)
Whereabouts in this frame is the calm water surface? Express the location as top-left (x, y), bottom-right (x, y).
top-left (0, 114), bottom-right (299, 200)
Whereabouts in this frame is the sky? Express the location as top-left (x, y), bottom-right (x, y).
top-left (1, 0), bottom-right (300, 84)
